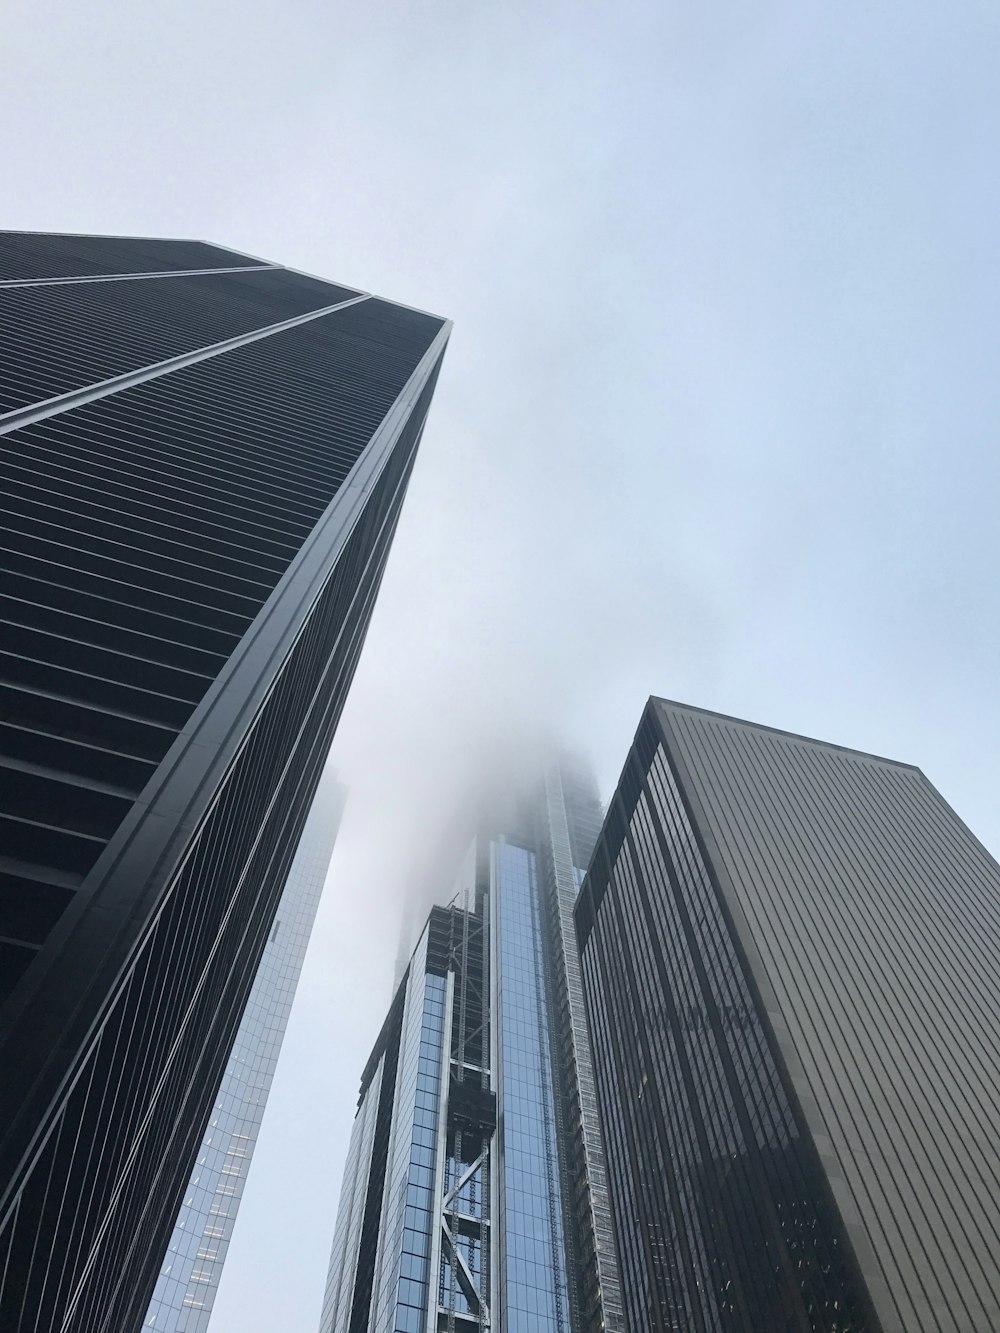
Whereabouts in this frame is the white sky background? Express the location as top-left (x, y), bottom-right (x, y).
top-left (5, 1), bottom-right (1000, 1327)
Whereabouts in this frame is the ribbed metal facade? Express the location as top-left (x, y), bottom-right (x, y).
top-left (0, 231), bottom-right (449, 1333)
top-left (318, 757), bottom-right (623, 1333)
top-left (576, 698), bottom-right (1000, 1333)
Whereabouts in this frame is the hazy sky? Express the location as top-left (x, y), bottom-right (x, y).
top-left (6, 2), bottom-right (1000, 1328)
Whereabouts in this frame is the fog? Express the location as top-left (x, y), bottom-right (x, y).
top-left (4, 0), bottom-right (999, 1328)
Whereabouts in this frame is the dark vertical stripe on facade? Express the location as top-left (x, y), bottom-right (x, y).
top-left (587, 782), bottom-right (721, 1332)
top-left (349, 1008), bottom-right (406, 1333)
top-left (635, 755), bottom-right (819, 1328)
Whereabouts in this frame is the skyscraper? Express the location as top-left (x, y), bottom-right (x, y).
top-left (318, 757), bottom-right (623, 1333)
top-left (144, 767), bottom-right (347, 1333)
top-left (575, 698), bottom-right (1000, 1333)
top-left (0, 231), bottom-right (449, 1332)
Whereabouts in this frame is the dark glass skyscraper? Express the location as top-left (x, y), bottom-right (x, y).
top-left (576, 698), bottom-right (1000, 1333)
top-left (318, 757), bottom-right (623, 1333)
top-left (0, 231), bottom-right (449, 1332)
top-left (144, 767), bottom-right (346, 1333)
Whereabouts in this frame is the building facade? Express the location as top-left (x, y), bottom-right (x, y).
top-left (0, 231), bottom-right (449, 1333)
top-left (318, 757), bottom-right (624, 1333)
top-left (144, 767), bottom-right (346, 1332)
top-left (575, 698), bottom-right (1000, 1333)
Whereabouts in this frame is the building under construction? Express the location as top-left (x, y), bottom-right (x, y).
top-left (317, 757), bottom-right (623, 1333)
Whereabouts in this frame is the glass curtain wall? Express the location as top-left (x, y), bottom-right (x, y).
top-left (145, 774), bottom-right (346, 1332)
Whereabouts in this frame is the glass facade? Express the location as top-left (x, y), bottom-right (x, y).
top-left (318, 756), bottom-right (622, 1333)
top-left (145, 771), bottom-right (346, 1332)
top-left (320, 1057), bottom-right (385, 1333)
top-left (318, 926), bottom-right (448, 1333)
top-left (369, 950), bottom-right (446, 1333)
top-left (577, 698), bottom-right (1000, 1333)
top-left (495, 842), bottom-right (570, 1333)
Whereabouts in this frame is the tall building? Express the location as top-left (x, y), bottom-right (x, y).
top-left (144, 767), bottom-right (347, 1333)
top-left (0, 231), bottom-right (449, 1332)
top-left (318, 757), bottom-right (623, 1333)
top-left (575, 698), bottom-right (1000, 1333)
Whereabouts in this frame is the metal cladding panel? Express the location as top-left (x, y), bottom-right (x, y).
top-left (0, 234), bottom-right (449, 1333)
top-left (0, 293), bottom-right (445, 998)
top-left (0, 232), bottom-right (260, 280)
top-left (0, 268), bottom-right (359, 413)
top-left (650, 700), bottom-right (1000, 1333)
top-left (0, 377), bottom-right (438, 1333)
top-left (577, 718), bottom-right (874, 1333)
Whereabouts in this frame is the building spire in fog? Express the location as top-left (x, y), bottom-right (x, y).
top-left (317, 754), bottom-right (623, 1333)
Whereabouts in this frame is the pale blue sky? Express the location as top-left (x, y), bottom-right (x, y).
top-left (4, 2), bottom-right (999, 1329)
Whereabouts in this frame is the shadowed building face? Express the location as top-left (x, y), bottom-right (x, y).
top-left (0, 231), bottom-right (449, 1333)
top-left (576, 698), bottom-right (1000, 1333)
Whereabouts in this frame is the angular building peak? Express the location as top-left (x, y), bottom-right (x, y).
top-left (649, 696), bottom-right (922, 772)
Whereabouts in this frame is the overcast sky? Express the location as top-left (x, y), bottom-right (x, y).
top-left (6, 1), bottom-right (1000, 1328)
